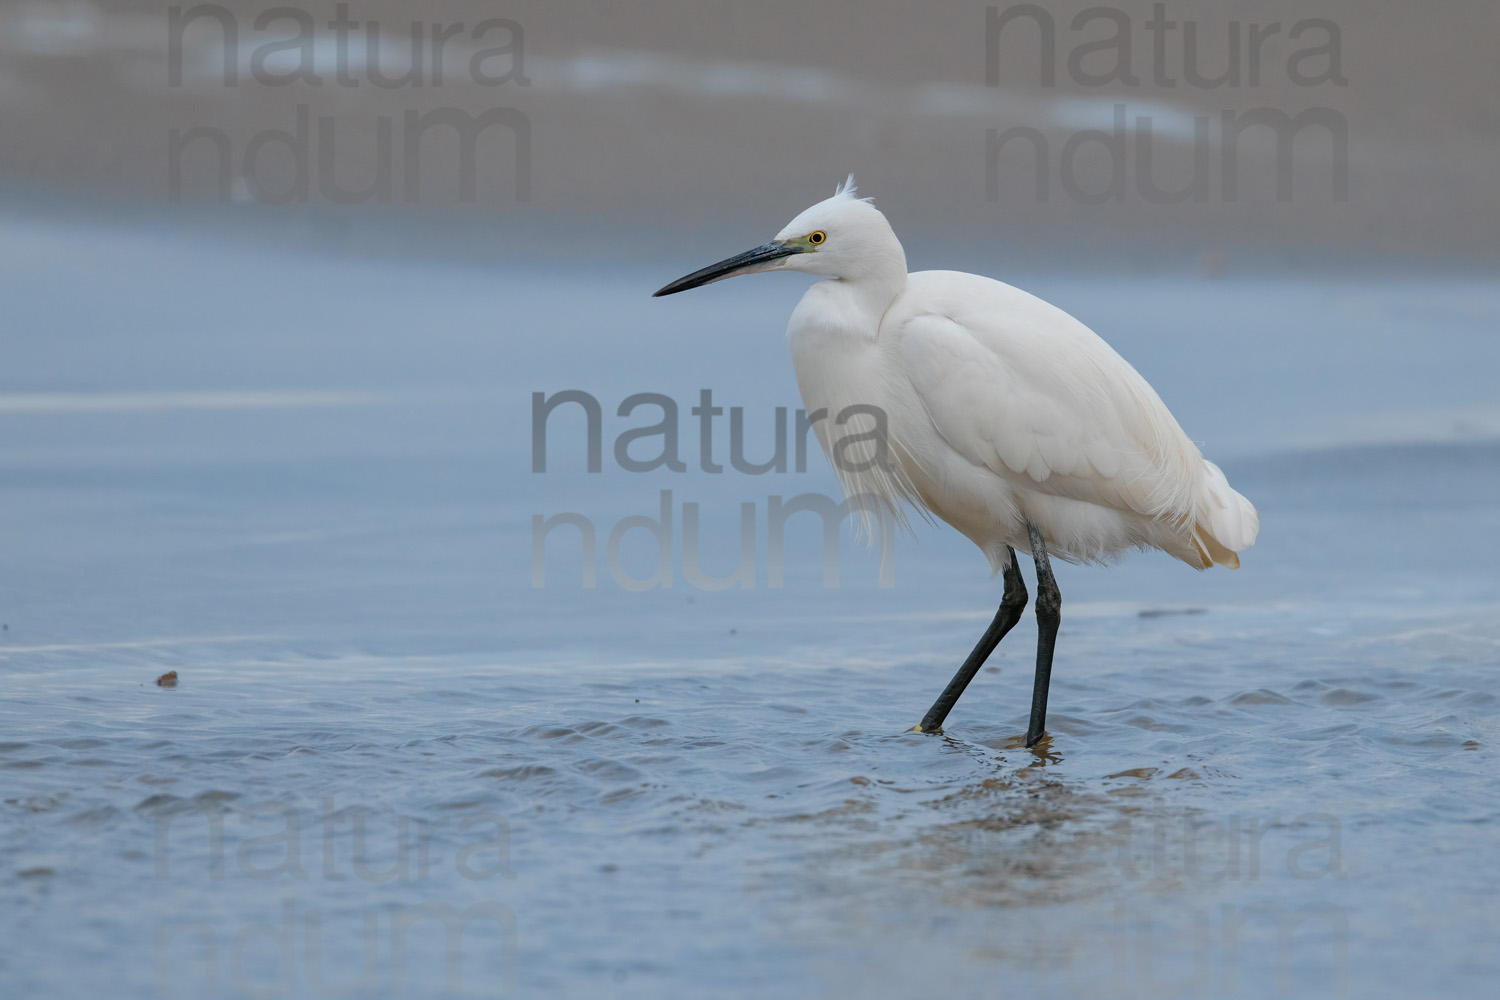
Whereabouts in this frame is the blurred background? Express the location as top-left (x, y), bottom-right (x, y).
top-left (3, 0), bottom-right (1497, 262)
top-left (3, 3), bottom-right (1498, 999)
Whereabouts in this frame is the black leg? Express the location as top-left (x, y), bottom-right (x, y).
top-left (1025, 522), bottom-right (1061, 747)
top-left (916, 547), bottom-right (1028, 733)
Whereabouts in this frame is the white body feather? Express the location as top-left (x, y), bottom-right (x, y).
top-left (778, 187), bottom-right (1258, 572)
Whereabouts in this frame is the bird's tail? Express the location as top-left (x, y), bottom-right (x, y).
top-left (1188, 460), bottom-right (1259, 569)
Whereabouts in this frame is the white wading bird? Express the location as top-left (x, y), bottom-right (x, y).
top-left (654, 178), bottom-right (1258, 746)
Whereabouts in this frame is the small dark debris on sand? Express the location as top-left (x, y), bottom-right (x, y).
top-left (155, 671), bottom-right (178, 687)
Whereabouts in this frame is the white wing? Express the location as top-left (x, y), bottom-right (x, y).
top-left (895, 271), bottom-right (1204, 526)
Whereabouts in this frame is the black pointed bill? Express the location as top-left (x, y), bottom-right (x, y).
top-left (652, 241), bottom-right (804, 297)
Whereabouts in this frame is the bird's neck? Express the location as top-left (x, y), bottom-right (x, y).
top-left (797, 276), bottom-right (901, 344)
top-left (831, 247), bottom-right (909, 329)
top-left (790, 267), bottom-right (907, 356)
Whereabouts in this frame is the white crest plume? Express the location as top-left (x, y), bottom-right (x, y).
top-left (833, 173), bottom-right (872, 203)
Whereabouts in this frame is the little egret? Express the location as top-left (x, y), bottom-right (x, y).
top-left (653, 178), bottom-right (1258, 746)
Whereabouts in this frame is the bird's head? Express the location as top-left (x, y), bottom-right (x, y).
top-left (653, 176), bottom-right (903, 297)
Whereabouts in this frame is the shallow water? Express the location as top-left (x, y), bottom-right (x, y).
top-left (2, 220), bottom-right (1498, 998)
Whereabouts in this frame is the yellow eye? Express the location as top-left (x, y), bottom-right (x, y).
top-left (808, 231), bottom-right (826, 245)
